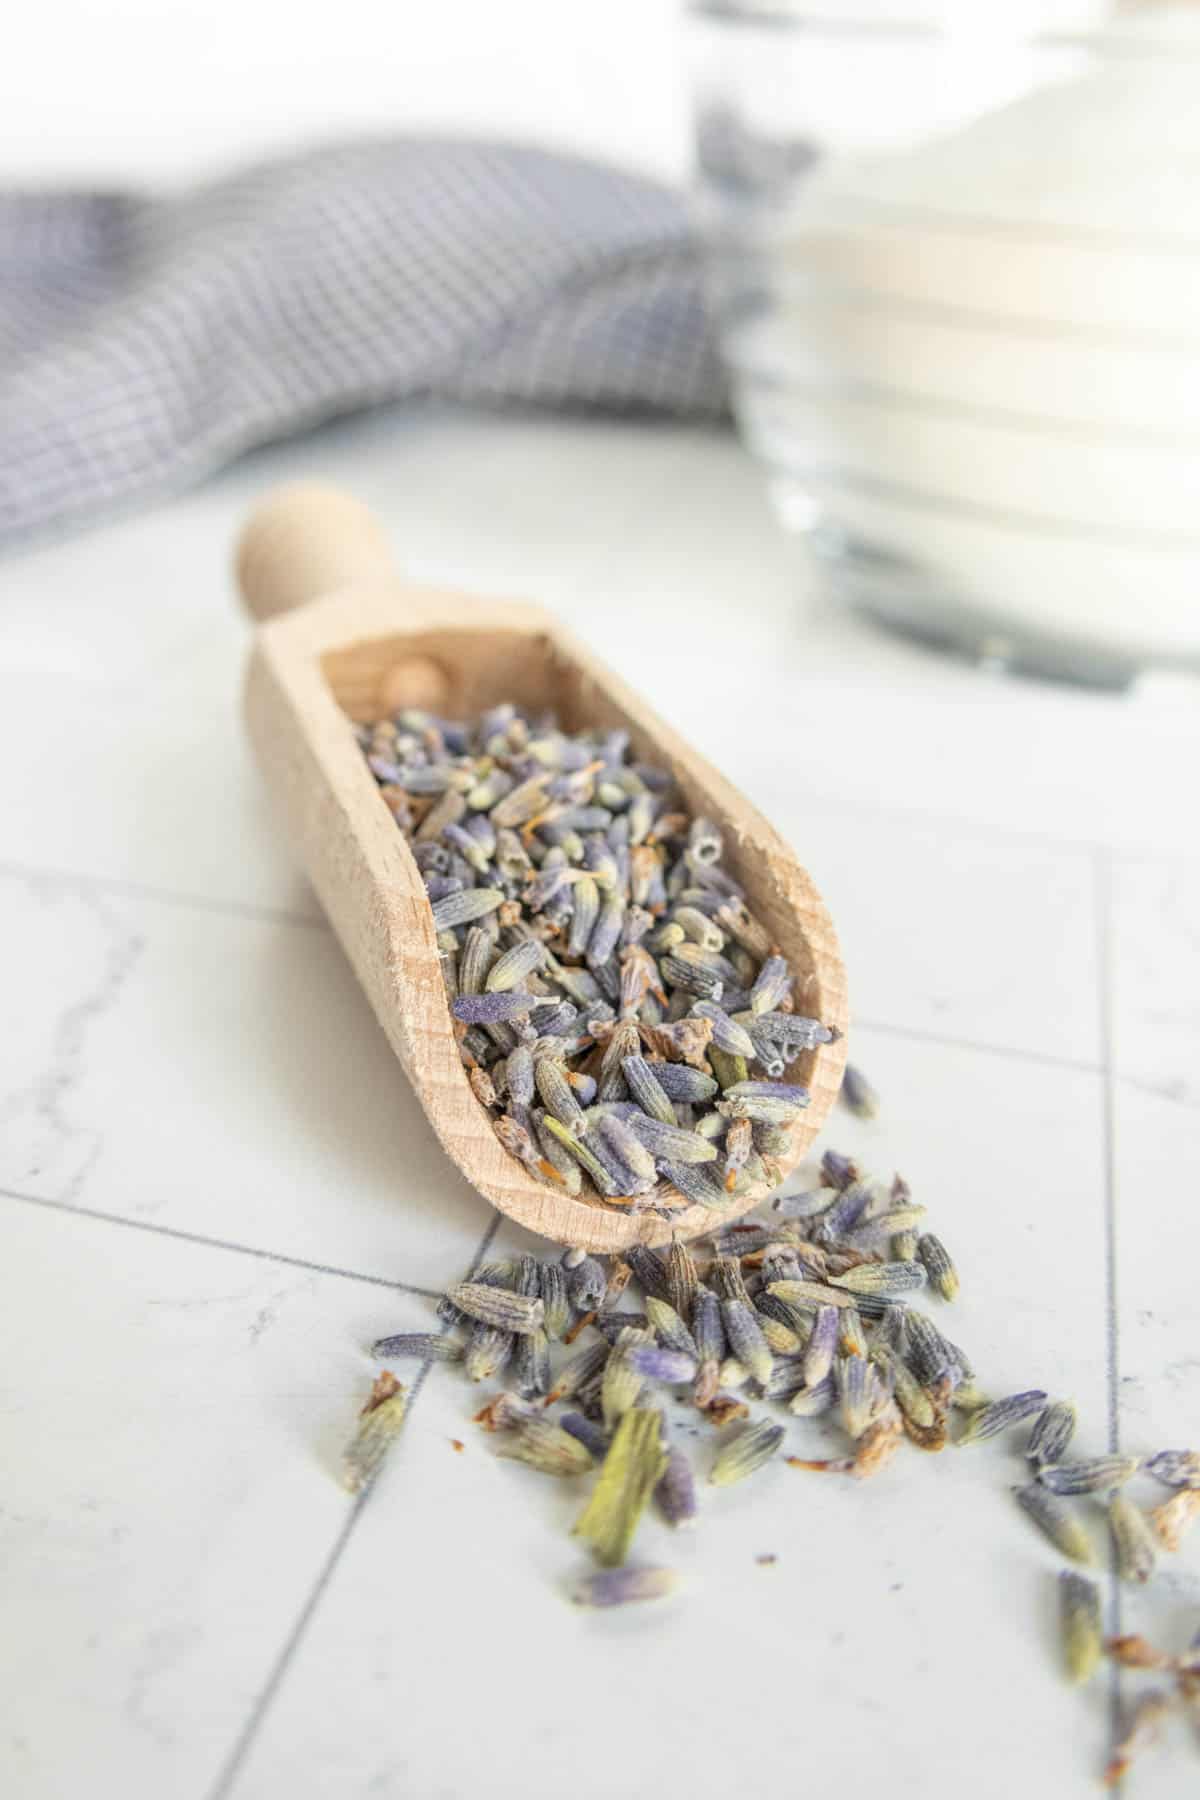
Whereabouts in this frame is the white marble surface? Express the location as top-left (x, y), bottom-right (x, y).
top-left (2, 408), bottom-right (1198, 1800)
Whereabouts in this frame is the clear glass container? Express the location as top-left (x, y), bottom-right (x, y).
top-left (688, 1), bottom-right (1200, 685)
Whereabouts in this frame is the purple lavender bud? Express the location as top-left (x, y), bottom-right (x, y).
top-left (625, 1346), bottom-right (698, 1384)
top-left (655, 1446), bottom-right (698, 1528)
top-left (451, 992), bottom-right (539, 1025)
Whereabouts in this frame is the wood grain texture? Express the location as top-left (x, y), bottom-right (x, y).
top-left (239, 488), bottom-right (848, 1251)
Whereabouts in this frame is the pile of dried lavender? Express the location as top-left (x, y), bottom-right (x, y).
top-left (347, 1140), bottom-right (1199, 1784)
top-left (357, 703), bottom-right (836, 1211)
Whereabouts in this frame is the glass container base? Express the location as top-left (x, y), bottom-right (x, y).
top-left (773, 482), bottom-right (1144, 692)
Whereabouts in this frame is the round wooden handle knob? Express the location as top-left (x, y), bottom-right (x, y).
top-left (235, 481), bottom-right (398, 622)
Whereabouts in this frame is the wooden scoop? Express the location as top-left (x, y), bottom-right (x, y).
top-left (237, 481), bottom-right (848, 1252)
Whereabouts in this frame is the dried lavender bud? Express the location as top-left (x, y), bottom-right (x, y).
top-left (839, 1064), bottom-right (879, 1119)
top-left (692, 1288), bottom-right (725, 1408)
top-left (597, 1018), bottom-right (639, 1102)
top-left (710, 1418), bottom-right (784, 1487)
top-left (872, 1345), bottom-right (935, 1431)
top-left (902, 1310), bottom-right (959, 1386)
top-left (773, 1186), bottom-right (839, 1221)
top-left (957, 1390), bottom-right (1048, 1446)
top-left (567, 875), bottom-right (601, 959)
top-left (588, 888), bottom-right (627, 968)
top-left (769, 1278), bottom-right (856, 1312)
top-left (830, 1261), bottom-right (927, 1300)
top-left (430, 886), bottom-right (505, 930)
top-left (812, 1181), bottom-right (874, 1240)
top-left (721, 1297), bottom-right (774, 1387)
top-left (750, 1011), bottom-right (835, 1053)
top-left (496, 1414), bottom-right (595, 1477)
top-left (789, 1374), bottom-right (836, 1417)
top-left (463, 1322), bottom-right (515, 1382)
top-left (536, 1261), bottom-right (571, 1340)
top-left (602, 1327), bottom-right (654, 1428)
top-left (761, 1356), bottom-right (808, 1403)
top-left (592, 1310), bottom-right (651, 1346)
top-left (687, 816), bottom-right (723, 866)
top-left (566, 1254), bottom-right (608, 1315)
top-left (836, 1353), bottom-right (888, 1440)
top-left (597, 1113), bottom-right (658, 1184)
top-left (655, 1443), bottom-right (698, 1528)
top-left (652, 1062), bottom-right (719, 1105)
top-left (626, 1114), bottom-right (719, 1165)
top-left (626, 1345), bottom-right (697, 1384)
top-left (657, 1159), bottom-right (731, 1209)
top-left (1038, 1455), bottom-right (1140, 1495)
top-left (665, 1238), bottom-right (698, 1321)
top-left (916, 1233), bottom-right (959, 1301)
top-left (644, 1296), bottom-right (699, 1359)
top-left (1108, 1493), bottom-right (1158, 1585)
top-left (504, 1042), bottom-right (535, 1103)
top-left (714, 899), bottom-right (771, 959)
top-left (1144, 1449), bottom-right (1200, 1490)
top-left (869, 1204), bottom-right (927, 1239)
top-left (570, 1566), bottom-right (678, 1608)
top-left (757, 1313), bottom-right (803, 1357)
top-left (541, 1114), bottom-right (625, 1197)
top-left (746, 954), bottom-right (789, 1015)
top-left (550, 1341), bottom-right (611, 1405)
top-left (559, 1413), bottom-right (610, 1460)
top-left (758, 1243), bottom-right (803, 1284)
top-left (1059, 1571), bottom-right (1103, 1684)
top-left (802, 1310), bottom-right (841, 1389)
top-left (1027, 1400), bottom-right (1078, 1468)
top-left (371, 1332), bottom-right (465, 1362)
top-left (490, 774), bottom-right (551, 829)
top-left (574, 1408), bottom-right (667, 1567)
top-left (534, 1057), bottom-right (588, 1137)
top-left (689, 999), bottom-right (757, 1059)
top-left (717, 1080), bottom-right (810, 1125)
top-left (1148, 1487), bottom-right (1200, 1551)
top-left (452, 991), bottom-right (539, 1026)
top-left (820, 1149), bottom-right (859, 1190)
top-left (619, 1056), bottom-right (682, 1133)
top-left (705, 1255), bottom-right (745, 1302)
top-left (625, 1245), bottom-right (673, 1305)
top-left (342, 1373), bottom-right (408, 1493)
top-left (514, 1325), bottom-right (552, 1399)
top-left (484, 939), bottom-right (545, 991)
top-left (1013, 1483), bottom-right (1096, 1566)
top-left (836, 1305), bottom-right (869, 1360)
top-left (531, 1110), bottom-right (584, 1196)
top-left (444, 1281), bottom-right (545, 1336)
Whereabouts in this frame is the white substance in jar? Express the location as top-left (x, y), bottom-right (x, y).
top-left (782, 5), bottom-right (1200, 662)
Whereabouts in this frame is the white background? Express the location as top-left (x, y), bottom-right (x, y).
top-left (0, 0), bottom-right (688, 184)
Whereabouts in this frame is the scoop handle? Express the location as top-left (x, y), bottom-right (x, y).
top-left (235, 482), bottom-right (398, 622)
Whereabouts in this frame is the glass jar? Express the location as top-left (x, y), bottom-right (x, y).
top-left (688, 1), bottom-right (1200, 685)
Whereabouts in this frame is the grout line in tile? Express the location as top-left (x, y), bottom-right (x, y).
top-left (0, 1184), bottom-right (448, 1305)
top-left (1092, 847), bottom-right (1125, 1757)
top-left (850, 1014), bottom-right (1100, 1075)
top-left (0, 855), bottom-right (323, 933)
top-left (1093, 851), bottom-right (1121, 1459)
top-left (205, 1210), bottom-right (502, 1800)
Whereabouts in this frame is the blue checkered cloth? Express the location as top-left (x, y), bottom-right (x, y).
top-left (0, 140), bottom-right (726, 545)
